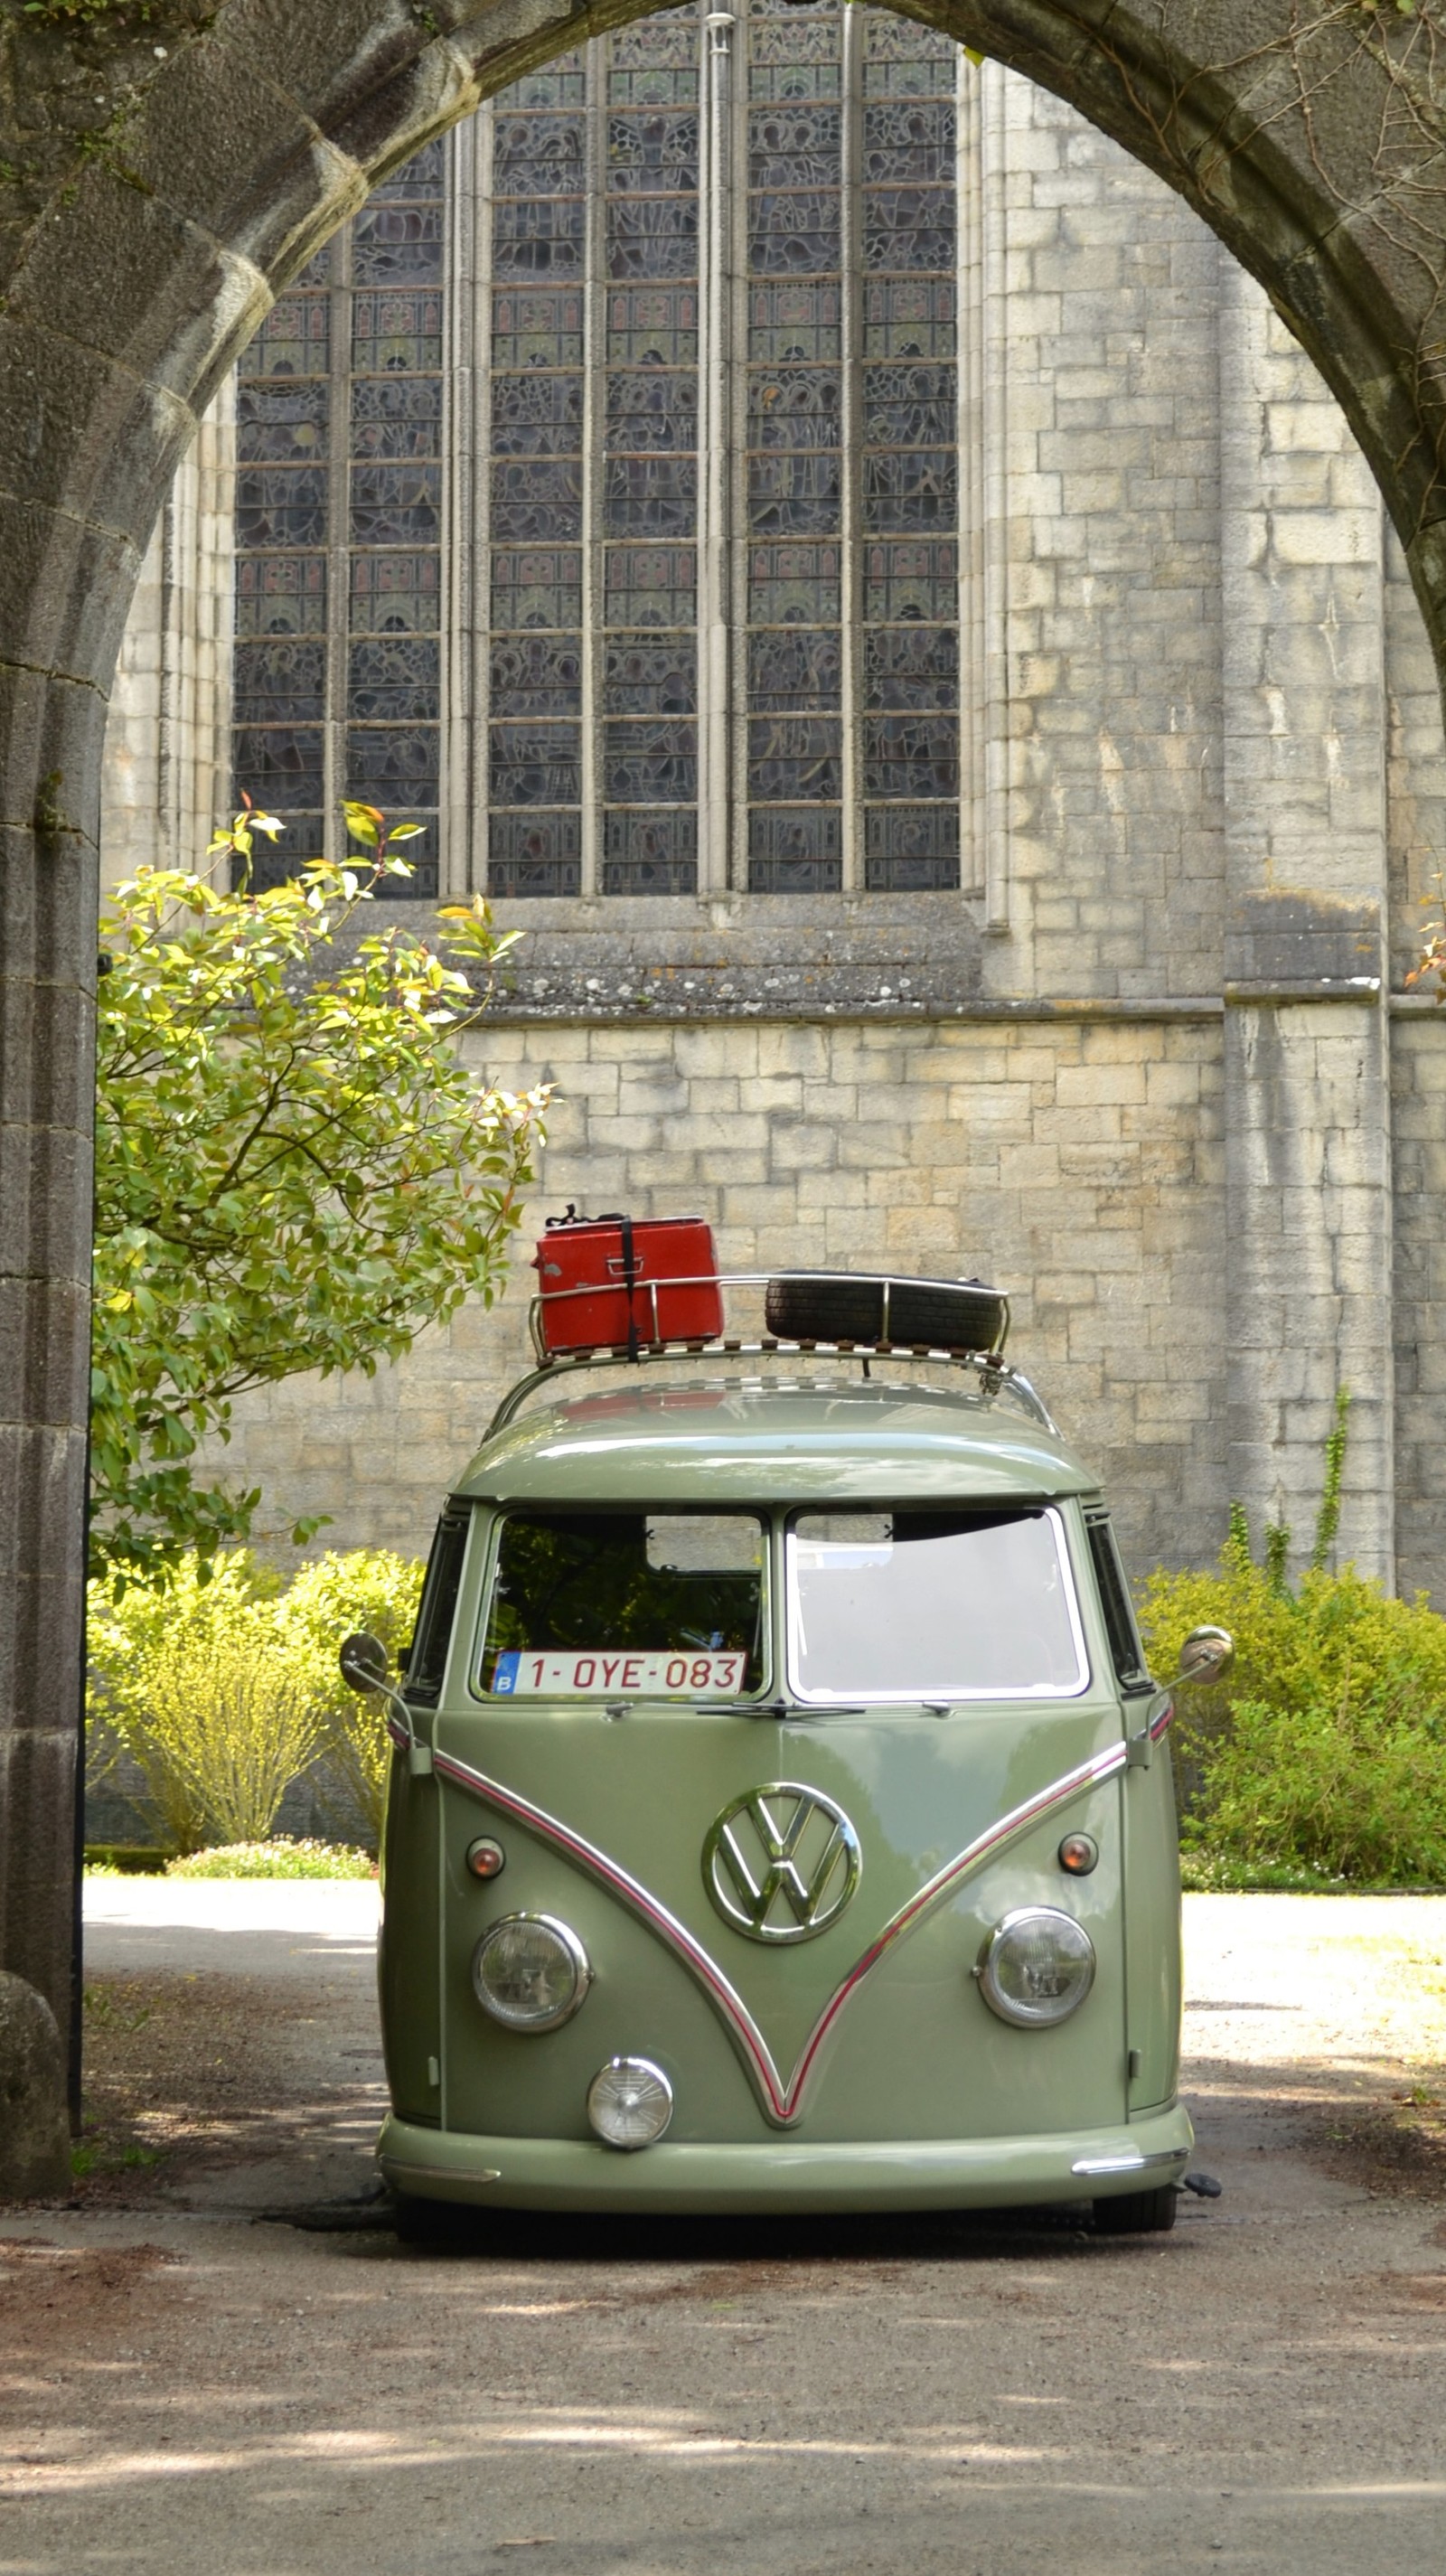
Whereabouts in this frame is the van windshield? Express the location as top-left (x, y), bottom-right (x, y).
top-left (786, 1508), bottom-right (1088, 1702)
top-left (478, 1510), bottom-right (767, 1698)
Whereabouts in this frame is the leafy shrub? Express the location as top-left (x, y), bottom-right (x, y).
top-left (277, 1551), bottom-right (426, 1844)
top-left (89, 1554), bottom-right (324, 1850)
top-left (166, 1839), bottom-right (376, 1880)
top-left (1196, 1696), bottom-right (1446, 1884)
top-left (1138, 1545), bottom-right (1446, 1884)
top-left (88, 1546), bottom-right (425, 1853)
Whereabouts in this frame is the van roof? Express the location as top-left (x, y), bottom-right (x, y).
top-left (454, 1374), bottom-right (1099, 1509)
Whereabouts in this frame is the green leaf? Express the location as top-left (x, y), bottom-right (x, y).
top-left (90, 806), bottom-right (548, 1585)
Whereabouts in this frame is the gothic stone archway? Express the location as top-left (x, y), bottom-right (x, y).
top-left (4, 0), bottom-right (1446, 2135)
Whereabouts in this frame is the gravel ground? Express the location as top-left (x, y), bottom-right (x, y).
top-left (2, 1889), bottom-right (1445, 2574)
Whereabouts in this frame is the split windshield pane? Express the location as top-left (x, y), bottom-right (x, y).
top-left (786, 1507), bottom-right (1088, 1702)
top-left (478, 1509), bottom-right (767, 1697)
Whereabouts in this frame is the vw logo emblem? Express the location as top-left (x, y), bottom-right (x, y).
top-left (703, 1782), bottom-right (861, 1944)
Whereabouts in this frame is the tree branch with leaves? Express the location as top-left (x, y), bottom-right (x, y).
top-left (91, 802), bottom-right (546, 1586)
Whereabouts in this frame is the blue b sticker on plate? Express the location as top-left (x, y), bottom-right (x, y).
top-left (487, 1648), bottom-right (746, 1697)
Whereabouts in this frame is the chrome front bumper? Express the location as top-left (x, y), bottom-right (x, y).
top-left (378, 2100), bottom-right (1193, 2215)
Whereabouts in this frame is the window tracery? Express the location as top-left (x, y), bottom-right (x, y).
top-left (230, 2), bottom-right (966, 902)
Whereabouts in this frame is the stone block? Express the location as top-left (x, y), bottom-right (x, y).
top-left (720, 1186), bottom-right (800, 1228)
top-left (1056, 1062), bottom-right (1148, 1106)
top-left (582, 1114), bottom-right (662, 1153)
top-left (743, 1074), bottom-right (804, 1118)
top-left (767, 1123), bottom-right (837, 1173)
top-left (672, 1026), bottom-right (759, 1078)
top-left (756, 1026), bottom-right (829, 1079)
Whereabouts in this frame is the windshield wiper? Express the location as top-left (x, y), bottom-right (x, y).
top-left (694, 1697), bottom-right (866, 1717)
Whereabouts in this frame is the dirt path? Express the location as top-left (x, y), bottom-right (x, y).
top-left (2, 1894), bottom-right (1445, 2575)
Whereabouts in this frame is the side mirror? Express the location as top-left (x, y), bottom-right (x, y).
top-left (1176, 1624), bottom-right (1233, 1688)
top-left (340, 1630), bottom-right (390, 1696)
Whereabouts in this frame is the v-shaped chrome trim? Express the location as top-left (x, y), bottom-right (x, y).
top-left (407, 1705), bottom-right (1171, 2129)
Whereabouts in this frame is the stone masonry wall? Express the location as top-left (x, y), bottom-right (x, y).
top-left (214, 1013), bottom-right (1226, 1591)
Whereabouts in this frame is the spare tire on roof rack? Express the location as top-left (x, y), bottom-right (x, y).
top-left (764, 1272), bottom-right (1008, 1355)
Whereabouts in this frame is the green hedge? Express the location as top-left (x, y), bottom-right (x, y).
top-left (1138, 1547), bottom-right (1446, 1885)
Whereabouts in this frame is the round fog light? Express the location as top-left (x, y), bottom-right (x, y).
top-left (587, 2056), bottom-right (674, 2149)
top-left (473, 1913), bottom-right (590, 2031)
top-left (977, 1906), bottom-right (1095, 2028)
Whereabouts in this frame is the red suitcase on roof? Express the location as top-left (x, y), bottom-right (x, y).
top-left (532, 1210), bottom-right (723, 1356)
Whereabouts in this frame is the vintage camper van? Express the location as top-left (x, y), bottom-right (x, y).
top-left (341, 1249), bottom-right (1228, 2234)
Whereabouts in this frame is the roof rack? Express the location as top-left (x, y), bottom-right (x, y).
top-left (485, 1273), bottom-right (1056, 1440)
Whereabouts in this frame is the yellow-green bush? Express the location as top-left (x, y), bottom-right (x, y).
top-left (88, 1547), bottom-right (425, 1853)
top-left (88, 1556), bottom-right (323, 1850)
top-left (1138, 1547), bottom-right (1446, 1884)
top-left (278, 1551), bottom-right (426, 1843)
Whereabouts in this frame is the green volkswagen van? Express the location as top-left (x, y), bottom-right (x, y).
top-left (343, 1268), bottom-right (1226, 2232)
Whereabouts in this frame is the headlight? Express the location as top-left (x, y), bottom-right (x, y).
top-left (473, 1913), bottom-right (591, 2031)
top-left (587, 2057), bottom-right (674, 2149)
top-left (977, 1907), bottom-right (1095, 2027)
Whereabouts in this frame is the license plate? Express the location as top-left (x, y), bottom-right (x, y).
top-left (490, 1649), bottom-right (746, 1697)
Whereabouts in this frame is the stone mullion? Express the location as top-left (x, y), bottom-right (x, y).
top-left (839, 0), bottom-right (863, 898)
top-left (192, 379), bottom-right (237, 871)
top-left (580, 52), bottom-right (606, 905)
top-left (979, 58), bottom-right (1009, 933)
top-left (443, 114), bottom-right (480, 898)
top-left (155, 460), bottom-right (183, 870)
top-left (727, 0), bottom-right (751, 895)
top-left (472, 105), bottom-right (497, 900)
top-left (956, 47), bottom-right (984, 898)
top-left (698, 9), bottom-right (735, 901)
top-left (324, 223), bottom-right (352, 866)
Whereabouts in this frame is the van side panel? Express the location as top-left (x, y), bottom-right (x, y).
top-left (1123, 1746), bottom-right (1183, 2112)
top-left (379, 1750), bottom-right (442, 2126)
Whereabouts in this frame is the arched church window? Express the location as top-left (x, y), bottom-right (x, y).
top-left (230, 1), bottom-right (963, 899)
top-left (232, 142), bottom-right (446, 894)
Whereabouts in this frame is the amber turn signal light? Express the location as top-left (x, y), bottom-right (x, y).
top-left (1057, 1831), bottom-right (1098, 1876)
top-left (466, 1837), bottom-right (506, 1880)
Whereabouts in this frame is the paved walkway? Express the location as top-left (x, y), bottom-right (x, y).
top-left (82, 1876), bottom-right (380, 1979)
top-left (0, 1886), bottom-right (1437, 2576)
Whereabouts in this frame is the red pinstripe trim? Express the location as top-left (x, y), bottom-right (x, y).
top-left (418, 1718), bottom-right (1150, 2128)
top-left (430, 1746), bottom-right (793, 2120)
top-left (784, 1737), bottom-right (1130, 2107)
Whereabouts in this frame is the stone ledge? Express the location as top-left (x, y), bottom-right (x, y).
top-left (486, 995), bottom-right (1230, 1028)
top-left (1224, 978), bottom-right (1383, 1006)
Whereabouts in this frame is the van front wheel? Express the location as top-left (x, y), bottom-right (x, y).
top-left (1093, 2184), bottom-right (1178, 2234)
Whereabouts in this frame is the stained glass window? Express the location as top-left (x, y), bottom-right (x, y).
top-left (485, 50), bottom-right (588, 898)
top-left (744, 5), bottom-right (844, 891)
top-left (859, 14), bottom-right (959, 889)
top-left (232, 143), bottom-right (446, 894)
top-left (602, 14), bottom-right (700, 895)
top-left (237, 3), bottom-right (966, 906)
top-left (479, 0), bottom-right (963, 901)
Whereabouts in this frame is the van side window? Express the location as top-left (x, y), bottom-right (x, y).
top-left (1084, 1512), bottom-right (1151, 1694)
top-left (405, 1509), bottom-right (471, 1705)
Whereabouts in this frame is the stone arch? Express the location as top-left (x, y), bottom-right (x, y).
top-left (5, 0), bottom-right (1445, 2078)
